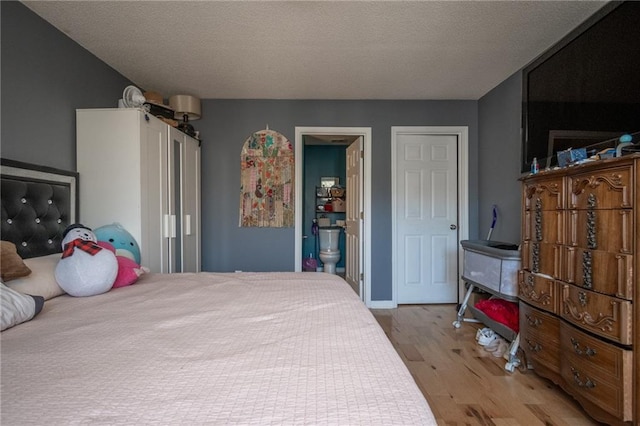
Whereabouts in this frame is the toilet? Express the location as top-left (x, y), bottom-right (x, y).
top-left (318, 227), bottom-right (341, 274)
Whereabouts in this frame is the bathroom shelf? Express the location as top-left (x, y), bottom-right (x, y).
top-left (315, 186), bottom-right (346, 218)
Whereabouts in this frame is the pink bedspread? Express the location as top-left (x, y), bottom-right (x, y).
top-left (1, 272), bottom-right (436, 425)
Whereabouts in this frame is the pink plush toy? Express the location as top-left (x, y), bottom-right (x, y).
top-left (97, 242), bottom-right (148, 288)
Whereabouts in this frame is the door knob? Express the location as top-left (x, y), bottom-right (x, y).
top-left (450, 224), bottom-right (457, 230)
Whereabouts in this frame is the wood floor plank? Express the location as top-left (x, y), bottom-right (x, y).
top-left (372, 304), bottom-right (600, 425)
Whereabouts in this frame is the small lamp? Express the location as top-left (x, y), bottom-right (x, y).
top-left (169, 94), bottom-right (201, 136)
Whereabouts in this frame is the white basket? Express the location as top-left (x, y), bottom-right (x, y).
top-left (318, 218), bottom-right (330, 227)
top-left (461, 240), bottom-right (521, 298)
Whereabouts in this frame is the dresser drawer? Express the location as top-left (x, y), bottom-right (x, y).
top-left (523, 177), bottom-right (563, 211)
top-left (562, 247), bottom-right (633, 299)
top-left (518, 271), bottom-right (559, 314)
top-left (523, 241), bottom-right (561, 278)
top-left (560, 284), bottom-right (633, 345)
top-left (520, 303), bottom-right (560, 373)
top-left (567, 208), bottom-right (633, 254)
top-left (560, 322), bottom-right (633, 421)
top-left (568, 165), bottom-right (633, 209)
top-left (523, 209), bottom-right (564, 244)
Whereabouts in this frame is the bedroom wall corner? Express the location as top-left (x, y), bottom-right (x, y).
top-left (1, 1), bottom-right (133, 172)
top-left (195, 99), bottom-right (479, 302)
top-left (477, 71), bottom-right (523, 244)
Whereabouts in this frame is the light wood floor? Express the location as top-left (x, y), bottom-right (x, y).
top-left (371, 304), bottom-right (602, 425)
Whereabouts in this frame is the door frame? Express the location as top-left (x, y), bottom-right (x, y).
top-left (391, 126), bottom-right (469, 305)
top-left (294, 127), bottom-right (372, 305)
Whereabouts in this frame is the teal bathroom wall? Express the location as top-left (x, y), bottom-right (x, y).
top-left (303, 145), bottom-right (347, 270)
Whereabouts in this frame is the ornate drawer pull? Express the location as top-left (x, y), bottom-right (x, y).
top-left (570, 337), bottom-right (597, 357)
top-left (525, 314), bottom-right (542, 327)
top-left (571, 367), bottom-right (596, 389)
top-left (532, 242), bottom-right (540, 273)
top-left (525, 338), bottom-right (542, 352)
top-left (586, 209), bottom-right (597, 249)
top-left (534, 198), bottom-right (542, 242)
top-left (582, 251), bottom-right (592, 289)
top-left (578, 291), bottom-right (588, 307)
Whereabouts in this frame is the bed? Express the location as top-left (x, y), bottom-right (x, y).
top-left (0, 159), bottom-right (436, 425)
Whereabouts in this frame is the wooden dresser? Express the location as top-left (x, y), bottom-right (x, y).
top-left (519, 154), bottom-right (639, 425)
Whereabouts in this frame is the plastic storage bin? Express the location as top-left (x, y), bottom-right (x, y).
top-left (461, 240), bottom-right (520, 299)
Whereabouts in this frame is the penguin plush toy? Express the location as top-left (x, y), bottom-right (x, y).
top-left (54, 224), bottom-right (118, 297)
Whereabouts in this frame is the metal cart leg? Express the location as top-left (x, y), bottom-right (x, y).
top-left (504, 333), bottom-right (521, 372)
top-left (452, 282), bottom-right (480, 328)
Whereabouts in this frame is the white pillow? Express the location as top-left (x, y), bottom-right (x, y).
top-left (1, 282), bottom-right (45, 331)
top-left (5, 254), bottom-right (65, 300)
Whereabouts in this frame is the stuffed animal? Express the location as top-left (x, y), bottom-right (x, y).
top-left (54, 224), bottom-right (118, 297)
top-left (94, 223), bottom-right (141, 264)
top-left (96, 241), bottom-right (148, 288)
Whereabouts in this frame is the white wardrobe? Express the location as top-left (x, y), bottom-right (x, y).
top-left (76, 108), bottom-right (201, 273)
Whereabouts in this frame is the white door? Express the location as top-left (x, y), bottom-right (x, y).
top-left (345, 137), bottom-right (363, 296)
top-left (166, 127), bottom-right (181, 273)
top-left (176, 132), bottom-right (201, 273)
top-left (165, 128), bottom-right (201, 273)
top-left (393, 132), bottom-right (458, 303)
top-left (141, 115), bottom-right (170, 274)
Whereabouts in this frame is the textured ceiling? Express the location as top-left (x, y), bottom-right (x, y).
top-left (23, 0), bottom-right (607, 100)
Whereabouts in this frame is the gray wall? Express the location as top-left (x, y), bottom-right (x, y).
top-left (1, 2), bottom-right (132, 171)
top-left (477, 73), bottom-right (523, 244)
top-left (2, 1), bottom-right (532, 302)
top-left (197, 100), bottom-right (478, 300)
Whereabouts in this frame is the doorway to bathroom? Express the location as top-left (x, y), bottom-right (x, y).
top-left (294, 127), bottom-right (372, 305)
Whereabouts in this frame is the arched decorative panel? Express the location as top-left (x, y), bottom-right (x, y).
top-left (239, 128), bottom-right (294, 227)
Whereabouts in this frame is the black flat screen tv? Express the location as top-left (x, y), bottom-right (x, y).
top-left (521, 1), bottom-right (640, 173)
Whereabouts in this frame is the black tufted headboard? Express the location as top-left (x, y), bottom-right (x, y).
top-left (1, 159), bottom-right (78, 259)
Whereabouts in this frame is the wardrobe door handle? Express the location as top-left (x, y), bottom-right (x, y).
top-left (163, 214), bottom-right (171, 238)
top-left (164, 214), bottom-right (177, 238)
top-left (185, 214), bottom-right (192, 236)
top-left (170, 215), bottom-right (177, 238)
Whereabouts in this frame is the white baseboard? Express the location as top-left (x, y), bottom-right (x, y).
top-left (367, 300), bottom-right (397, 309)
top-left (316, 266), bottom-right (346, 273)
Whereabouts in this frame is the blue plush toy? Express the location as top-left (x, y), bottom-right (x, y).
top-left (94, 223), bottom-right (141, 265)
